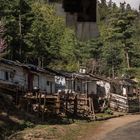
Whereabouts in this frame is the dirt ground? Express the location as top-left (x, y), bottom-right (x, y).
top-left (83, 114), bottom-right (140, 140)
top-left (103, 121), bottom-right (140, 140)
top-left (8, 114), bottom-right (140, 140)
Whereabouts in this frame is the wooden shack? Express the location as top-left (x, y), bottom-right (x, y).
top-left (0, 59), bottom-right (26, 92)
top-left (22, 65), bottom-right (56, 94)
top-left (58, 72), bottom-right (97, 95)
top-left (0, 59), bottom-right (56, 94)
top-left (109, 78), bottom-right (139, 113)
top-left (89, 74), bottom-right (111, 98)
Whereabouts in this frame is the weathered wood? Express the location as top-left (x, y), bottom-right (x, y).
top-left (20, 91), bottom-right (96, 121)
top-left (110, 93), bottom-right (139, 113)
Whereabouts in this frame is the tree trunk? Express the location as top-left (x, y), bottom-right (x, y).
top-left (19, 14), bottom-right (22, 56)
top-left (126, 50), bottom-right (130, 68)
top-left (112, 65), bottom-right (115, 78)
top-left (38, 57), bottom-right (41, 67)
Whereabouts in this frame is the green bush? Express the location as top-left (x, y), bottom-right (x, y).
top-left (104, 108), bottom-right (113, 115)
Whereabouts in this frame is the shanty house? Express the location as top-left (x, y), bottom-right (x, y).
top-left (0, 59), bottom-right (56, 94)
top-left (110, 78), bottom-right (138, 96)
top-left (58, 72), bottom-right (97, 95)
top-left (22, 65), bottom-right (56, 94)
top-left (109, 78), bottom-right (139, 113)
top-left (89, 74), bottom-right (111, 98)
top-left (0, 59), bottom-right (26, 91)
top-left (120, 78), bottom-right (138, 96)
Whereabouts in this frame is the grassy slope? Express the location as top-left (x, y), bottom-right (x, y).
top-left (0, 92), bottom-right (34, 139)
top-left (9, 120), bottom-right (102, 140)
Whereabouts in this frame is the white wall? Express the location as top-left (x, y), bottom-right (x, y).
top-left (39, 73), bottom-right (55, 94)
top-left (0, 64), bottom-right (26, 87)
top-left (33, 74), bottom-right (39, 88)
top-left (55, 76), bottom-right (66, 92)
top-left (97, 80), bottom-right (111, 96)
top-left (0, 70), bottom-right (5, 80)
top-left (88, 81), bottom-right (97, 94)
top-left (0, 63), bottom-right (55, 93)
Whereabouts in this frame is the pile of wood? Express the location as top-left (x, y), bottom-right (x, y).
top-left (20, 92), bottom-right (60, 121)
top-left (20, 92), bottom-right (95, 121)
top-left (110, 93), bottom-right (129, 112)
top-left (110, 93), bottom-right (139, 113)
top-left (60, 93), bottom-right (95, 120)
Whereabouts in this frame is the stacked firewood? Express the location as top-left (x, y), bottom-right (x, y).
top-left (60, 93), bottom-right (95, 120)
top-left (110, 93), bottom-right (139, 113)
top-left (20, 92), bottom-right (95, 121)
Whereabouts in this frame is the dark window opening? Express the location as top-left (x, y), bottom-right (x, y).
top-left (77, 0), bottom-right (97, 22)
top-left (5, 71), bottom-right (9, 81)
top-left (47, 81), bottom-right (50, 86)
top-left (63, 0), bottom-right (81, 13)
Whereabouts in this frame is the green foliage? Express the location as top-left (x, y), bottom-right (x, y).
top-left (0, 0), bottom-right (140, 75)
top-left (102, 42), bottom-right (124, 76)
top-left (26, 2), bottom-right (65, 66)
top-left (48, 27), bottom-right (79, 71)
top-left (98, 0), bottom-right (140, 77)
top-left (123, 68), bottom-right (140, 85)
top-left (0, 0), bottom-right (34, 60)
top-left (104, 108), bottom-right (113, 115)
top-left (86, 39), bottom-right (103, 60)
top-left (19, 120), bottom-right (34, 129)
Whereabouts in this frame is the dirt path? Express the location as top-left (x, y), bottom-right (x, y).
top-left (103, 121), bottom-right (140, 140)
top-left (83, 114), bottom-right (140, 140)
top-left (8, 114), bottom-right (140, 140)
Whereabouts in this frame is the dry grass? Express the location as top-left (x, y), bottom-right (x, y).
top-left (9, 120), bottom-right (102, 140)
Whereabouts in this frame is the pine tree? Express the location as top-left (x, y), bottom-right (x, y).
top-left (108, 0), bottom-right (112, 7)
top-left (108, 3), bottom-right (137, 68)
top-left (0, 0), bottom-right (34, 61)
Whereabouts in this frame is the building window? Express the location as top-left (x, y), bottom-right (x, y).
top-left (5, 71), bottom-right (9, 81)
top-left (47, 81), bottom-right (50, 86)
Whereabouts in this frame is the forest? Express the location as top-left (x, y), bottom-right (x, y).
top-left (0, 0), bottom-right (140, 81)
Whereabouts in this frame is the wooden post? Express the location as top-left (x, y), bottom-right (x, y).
top-left (27, 100), bottom-right (29, 113)
top-left (66, 93), bottom-right (69, 115)
top-left (86, 81), bottom-right (88, 105)
top-left (36, 92), bottom-right (38, 103)
top-left (38, 92), bottom-right (41, 118)
top-left (74, 94), bottom-right (77, 116)
top-left (72, 75), bottom-right (74, 93)
top-left (90, 97), bottom-right (95, 120)
top-left (16, 87), bottom-right (19, 105)
top-left (56, 95), bottom-right (60, 114)
top-left (42, 93), bottom-right (46, 122)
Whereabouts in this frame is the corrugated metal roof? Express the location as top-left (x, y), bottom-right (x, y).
top-left (0, 59), bottom-right (56, 76)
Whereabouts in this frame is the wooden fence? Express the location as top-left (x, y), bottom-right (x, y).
top-left (20, 92), bottom-right (95, 121)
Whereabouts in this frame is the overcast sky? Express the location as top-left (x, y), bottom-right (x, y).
top-left (106, 0), bottom-right (140, 10)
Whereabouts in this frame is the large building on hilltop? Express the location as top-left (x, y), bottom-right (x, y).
top-left (49, 0), bottom-right (99, 40)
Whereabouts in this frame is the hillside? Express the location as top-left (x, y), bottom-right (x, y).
top-left (0, 92), bottom-right (34, 139)
top-left (0, 0), bottom-right (139, 78)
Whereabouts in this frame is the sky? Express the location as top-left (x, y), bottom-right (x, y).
top-left (106, 0), bottom-right (140, 10)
